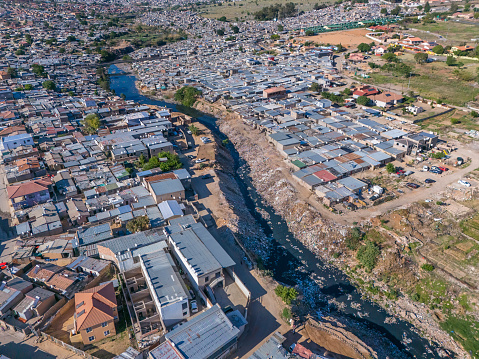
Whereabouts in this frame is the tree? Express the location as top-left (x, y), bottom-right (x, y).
top-left (174, 86), bottom-right (202, 107)
top-left (309, 82), bottom-right (321, 93)
top-left (342, 88), bottom-right (352, 96)
top-left (414, 52), bottom-right (428, 64)
top-left (432, 44), bottom-right (444, 54)
top-left (380, 8), bottom-right (388, 15)
top-left (81, 113), bottom-right (100, 134)
top-left (446, 56), bottom-right (456, 66)
top-left (32, 64), bottom-right (47, 77)
top-left (356, 96), bottom-right (370, 106)
top-left (274, 285), bottom-right (298, 305)
top-left (383, 52), bottom-right (399, 63)
top-left (418, 5), bottom-right (423, 11)
top-left (277, 24), bottom-right (284, 31)
top-left (271, 34), bottom-right (280, 40)
top-left (305, 30), bottom-right (314, 36)
top-left (189, 124), bottom-right (200, 136)
top-left (386, 162), bottom-right (396, 173)
top-left (216, 29), bottom-right (225, 36)
top-left (15, 49), bottom-right (25, 56)
top-left (231, 25), bottom-right (239, 34)
top-left (356, 241), bottom-right (380, 271)
top-left (357, 43), bottom-right (371, 52)
top-left (7, 67), bottom-right (17, 78)
top-left (390, 6), bottom-right (401, 16)
top-left (24, 84), bottom-right (33, 91)
top-left (42, 80), bottom-right (56, 91)
top-left (424, 1), bottom-right (430, 12)
top-left (218, 16), bottom-right (227, 22)
top-left (25, 34), bottom-right (33, 45)
top-left (346, 227), bottom-right (364, 250)
top-left (126, 216), bottom-right (150, 233)
top-left (421, 263), bottom-right (434, 271)
top-left (67, 35), bottom-right (76, 42)
top-left (471, 111), bottom-right (478, 118)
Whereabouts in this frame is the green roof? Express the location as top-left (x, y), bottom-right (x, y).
top-left (292, 160), bottom-right (307, 169)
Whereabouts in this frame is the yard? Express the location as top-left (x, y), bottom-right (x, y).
top-left (362, 53), bottom-right (479, 106)
top-left (406, 21), bottom-right (479, 45)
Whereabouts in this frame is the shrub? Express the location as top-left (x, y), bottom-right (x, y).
top-left (81, 113), bottom-right (100, 134)
top-left (274, 285), bottom-right (298, 305)
top-left (386, 162), bottom-right (396, 173)
top-left (346, 227), bottom-right (363, 250)
top-left (451, 118), bottom-right (460, 125)
top-left (281, 307), bottom-right (292, 322)
top-left (356, 241), bottom-right (380, 271)
top-left (421, 263), bottom-right (435, 271)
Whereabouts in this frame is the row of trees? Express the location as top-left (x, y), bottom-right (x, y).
top-left (139, 152), bottom-right (183, 172)
top-left (253, 3), bottom-right (298, 21)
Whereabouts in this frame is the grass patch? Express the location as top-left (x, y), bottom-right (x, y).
top-left (460, 214), bottom-right (479, 241)
top-left (439, 316), bottom-right (479, 356)
top-left (408, 22), bottom-right (479, 44)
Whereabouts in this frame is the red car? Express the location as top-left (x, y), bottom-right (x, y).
top-left (0, 262), bottom-right (7, 270)
top-left (438, 166), bottom-right (448, 172)
top-left (396, 170), bottom-right (405, 175)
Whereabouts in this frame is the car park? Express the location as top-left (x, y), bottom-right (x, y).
top-left (406, 183), bottom-right (420, 189)
top-left (458, 180), bottom-right (471, 187)
top-left (425, 178), bottom-right (435, 184)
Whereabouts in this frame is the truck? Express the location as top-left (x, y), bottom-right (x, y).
top-left (372, 185), bottom-right (384, 195)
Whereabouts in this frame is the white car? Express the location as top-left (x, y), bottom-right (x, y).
top-left (422, 166), bottom-right (429, 172)
top-left (190, 300), bottom-right (198, 313)
top-left (195, 158), bottom-right (207, 163)
top-left (458, 180), bottom-right (471, 187)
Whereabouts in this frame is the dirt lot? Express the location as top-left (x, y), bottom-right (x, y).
top-left (297, 28), bottom-right (371, 48)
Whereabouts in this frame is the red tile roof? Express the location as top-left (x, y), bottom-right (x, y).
top-left (7, 178), bottom-right (51, 199)
top-left (75, 283), bottom-right (117, 331)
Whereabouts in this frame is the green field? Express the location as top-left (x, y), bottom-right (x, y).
top-left (407, 21), bottom-right (479, 44)
top-left (460, 213), bottom-right (479, 241)
top-left (362, 54), bottom-right (479, 106)
top-left (197, 0), bottom-right (328, 20)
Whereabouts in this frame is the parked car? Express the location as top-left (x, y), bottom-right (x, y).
top-left (190, 300), bottom-right (198, 313)
top-left (406, 183), bottom-right (420, 189)
top-left (430, 168), bottom-right (443, 174)
top-left (425, 178), bottom-right (435, 184)
top-left (369, 194), bottom-right (380, 201)
top-left (404, 170), bottom-right (414, 176)
top-left (458, 180), bottom-right (471, 187)
top-left (195, 158), bottom-right (207, 163)
top-left (187, 130), bottom-right (192, 134)
top-left (422, 165), bottom-right (429, 172)
top-left (201, 174), bottom-right (212, 179)
top-left (396, 169), bottom-right (405, 175)
top-left (438, 166), bottom-right (448, 172)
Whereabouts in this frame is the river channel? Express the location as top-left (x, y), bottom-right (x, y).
top-left (109, 65), bottom-right (443, 358)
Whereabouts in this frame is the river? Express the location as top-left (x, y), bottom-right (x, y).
top-left (109, 65), bottom-right (443, 358)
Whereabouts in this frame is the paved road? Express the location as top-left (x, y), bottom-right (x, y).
top-left (0, 331), bottom-right (81, 359)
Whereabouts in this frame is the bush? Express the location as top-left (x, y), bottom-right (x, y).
top-left (189, 124), bottom-right (200, 136)
top-left (175, 86), bottom-right (202, 107)
top-left (143, 151), bottom-right (182, 171)
top-left (274, 285), bottom-right (298, 305)
top-left (356, 241), bottom-right (380, 271)
top-left (81, 113), bottom-right (100, 134)
top-left (471, 111), bottom-right (478, 118)
top-left (357, 43), bottom-right (371, 52)
top-left (346, 227), bottom-right (363, 250)
top-left (386, 162), bottom-right (396, 173)
top-left (281, 307), bottom-right (292, 322)
top-left (126, 216), bottom-right (149, 233)
top-left (421, 263), bottom-right (435, 271)
top-left (451, 118), bottom-right (460, 125)
top-left (42, 80), bottom-right (56, 91)
top-left (356, 96), bottom-right (370, 106)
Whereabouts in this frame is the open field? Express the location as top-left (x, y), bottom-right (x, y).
top-left (198, 0), bottom-right (328, 20)
top-left (297, 28), bottom-right (370, 48)
top-left (362, 53), bottom-right (479, 106)
top-left (406, 21), bottom-right (479, 44)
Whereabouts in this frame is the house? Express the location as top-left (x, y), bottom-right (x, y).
top-left (27, 263), bottom-right (81, 296)
top-left (451, 45), bottom-right (474, 52)
top-left (163, 304), bottom-right (242, 359)
top-left (352, 85), bottom-right (380, 98)
top-left (157, 200), bottom-right (183, 221)
top-left (403, 37), bottom-right (422, 46)
top-left (74, 283), bottom-right (118, 345)
top-left (165, 222), bottom-right (235, 291)
top-left (67, 256), bottom-right (110, 277)
top-left (247, 332), bottom-right (289, 359)
top-left (0, 70), bottom-right (11, 80)
top-left (148, 178), bottom-right (185, 203)
top-left (66, 198), bottom-right (90, 226)
top-left (406, 105), bottom-right (425, 115)
top-left (13, 287), bottom-right (56, 321)
top-left (349, 53), bottom-right (365, 62)
top-left (370, 92), bottom-right (404, 108)
top-left (7, 177), bottom-right (52, 210)
top-left (0, 282), bottom-right (24, 316)
top-left (373, 45), bottom-right (388, 56)
top-left (1, 133), bottom-right (34, 150)
top-left (140, 250), bottom-right (189, 328)
top-left (263, 86), bottom-right (286, 99)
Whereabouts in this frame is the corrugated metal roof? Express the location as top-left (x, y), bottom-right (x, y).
top-left (165, 304), bottom-right (240, 359)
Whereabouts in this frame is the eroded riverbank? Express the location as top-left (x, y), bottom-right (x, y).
top-left (108, 67), bottom-right (463, 358)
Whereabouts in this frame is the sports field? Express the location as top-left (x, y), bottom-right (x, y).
top-left (297, 28), bottom-right (370, 48)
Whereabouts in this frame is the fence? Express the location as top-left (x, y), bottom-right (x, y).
top-left (40, 332), bottom-right (100, 359)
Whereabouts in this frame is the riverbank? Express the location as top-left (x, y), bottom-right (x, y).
top-left (191, 99), bottom-right (467, 358)
top-left (110, 67), bottom-right (464, 358)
